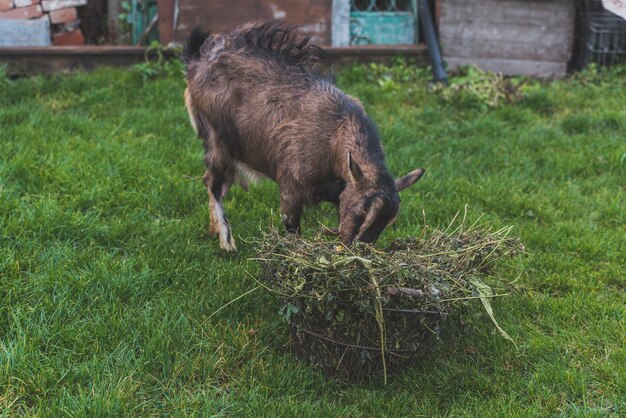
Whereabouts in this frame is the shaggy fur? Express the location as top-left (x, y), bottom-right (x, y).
top-left (183, 21), bottom-right (424, 251)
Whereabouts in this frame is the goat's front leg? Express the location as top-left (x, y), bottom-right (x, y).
top-left (323, 203), bottom-right (341, 236)
top-left (279, 190), bottom-right (303, 234)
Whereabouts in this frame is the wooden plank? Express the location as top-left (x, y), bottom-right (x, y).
top-left (0, 44), bottom-right (428, 75)
top-left (0, 17), bottom-right (50, 47)
top-left (441, 10), bottom-right (573, 28)
top-left (440, 21), bottom-right (573, 61)
top-left (441, 37), bottom-right (571, 62)
top-left (445, 57), bottom-right (567, 78)
top-left (441, 1), bottom-right (575, 20)
top-left (443, 0), bottom-right (570, 12)
top-left (0, 46), bottom-right (169, 74)
top-left (441, 21), bottom-right (572, 46)
top-left (327, 45), bottom-right (424, 56)
top-left (440, 0), bottom-right (575, 32)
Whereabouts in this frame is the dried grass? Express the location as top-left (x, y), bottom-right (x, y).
top-left (250, 212), bottom-right (524, 382)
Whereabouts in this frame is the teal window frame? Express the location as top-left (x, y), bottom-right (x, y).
top-left (333, 0), bottom-right (418, 46)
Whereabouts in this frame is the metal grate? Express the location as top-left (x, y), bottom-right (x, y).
top-left (579, 0), bottom-right (626, 66)
top-left (351, 0), bottom-right (415, 12)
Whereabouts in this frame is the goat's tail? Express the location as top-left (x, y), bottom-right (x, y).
top-left (182, 28), bottom-right (210, 65)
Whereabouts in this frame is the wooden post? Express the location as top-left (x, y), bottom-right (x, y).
top-left (434, 0), bottom-right (441, 32)
top-left (108, 0), bottom-right (119, 43)
top-left (157, 0), bottom-right (175, 45)
top-left (332, 0), bottom-right (350, 46)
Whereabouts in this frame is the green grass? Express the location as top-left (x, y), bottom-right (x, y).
top-left (1, 61), bottom-right (624, 416)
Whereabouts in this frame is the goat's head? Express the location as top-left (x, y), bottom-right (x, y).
top-left (338, 153), bottom-right (424, 244)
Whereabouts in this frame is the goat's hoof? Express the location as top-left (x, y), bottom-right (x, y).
top-left (219, 235), bottom-right (237, 252)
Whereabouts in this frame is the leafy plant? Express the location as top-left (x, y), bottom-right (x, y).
top-left (0, 64), bottom-right (9, 87)
top-left (571, 62), bottom-right (626, 86)
top-left (369, 57), bottom-right (430, 87)
top-left (115, 0), bottom-right (133, 44)
top-left (432, 65), bottom-right (530, 110)
top-left (130, 41), bottom-right (184, 81)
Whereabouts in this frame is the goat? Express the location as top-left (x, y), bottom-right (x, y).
top-left (183, 21), bottom-right (424, 251)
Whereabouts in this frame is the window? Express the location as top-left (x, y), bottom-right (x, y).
top-left (350, 0), bottom-right (417, 45)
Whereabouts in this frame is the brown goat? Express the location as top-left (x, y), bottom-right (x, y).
top-left (183, 21), bottom-right (424, 251)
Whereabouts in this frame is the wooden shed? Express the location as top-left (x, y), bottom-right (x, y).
top-left (438, 0), bottom-right (576, 77)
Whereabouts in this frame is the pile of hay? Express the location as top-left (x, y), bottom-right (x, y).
top-left (251, 216), bottom-right (523, 382)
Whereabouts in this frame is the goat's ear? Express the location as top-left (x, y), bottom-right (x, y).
top-left (348, 152), bottom-right (364, 186)
top-left (395, 168), bottom-right (425, 191)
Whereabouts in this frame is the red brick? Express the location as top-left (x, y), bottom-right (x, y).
top-left (49, 6), bottom-right (76, 24)
top-left (13, 0), bottom-right (38, 8)
top-left (0, 0), bottom-right (13, 13)
top-left (52, 29), bottom-right (84, 45)
top-left (0, 4), bottom-right (43, 18)
top-left (41, 0), bottom-right (85, 12)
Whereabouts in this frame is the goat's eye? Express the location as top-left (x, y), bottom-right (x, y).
top-left (361, 205), bottom-right (368, 214)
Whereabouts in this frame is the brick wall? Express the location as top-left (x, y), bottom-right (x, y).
top-left (0, 0), bottom-right (86, 45)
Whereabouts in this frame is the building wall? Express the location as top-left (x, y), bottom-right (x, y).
top-left (173, 0), bottom-right (333, 46)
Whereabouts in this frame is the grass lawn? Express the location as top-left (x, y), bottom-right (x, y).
top-left (0, 61), bottom-right (624, 416)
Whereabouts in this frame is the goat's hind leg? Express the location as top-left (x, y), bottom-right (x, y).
top-left (186, 87), bottom-right (237, 252)
top-left (203, 168), bottom-right (236, 252)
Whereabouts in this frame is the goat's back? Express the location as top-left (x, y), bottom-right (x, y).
top-left (184, 22), bottom-right (357, 182)
top-left (185, 22), bottom-right (389, 191)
